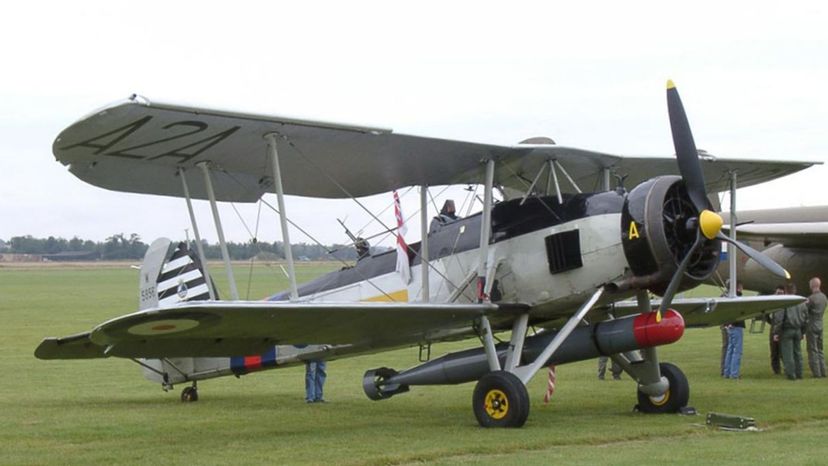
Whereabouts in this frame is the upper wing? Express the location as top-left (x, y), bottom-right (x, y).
top-left (496, 149), bottom-right (818, 198)
top-left (35, 301), bottom-right (522, 359)
top-left (607, 294), bottom-right (805, 327)
top-left (54, 97), bottom-right (817, 201)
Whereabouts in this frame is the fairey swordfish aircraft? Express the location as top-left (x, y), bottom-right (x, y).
top-left (37, 82), bottom-right (813, 427)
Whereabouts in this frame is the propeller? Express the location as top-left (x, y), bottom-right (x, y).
top-left (666, 80), bottom-right (709, 213)
top-left (656, 80), bottom-right (790, 321)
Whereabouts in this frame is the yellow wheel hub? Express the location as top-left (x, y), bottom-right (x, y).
top-left (649, 388), bottom-right (671, 407)
top-left (484, 389), bottom-right (509, 420)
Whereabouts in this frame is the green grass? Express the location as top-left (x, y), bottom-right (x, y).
top-left (1, 264), bottom-right (827, 465)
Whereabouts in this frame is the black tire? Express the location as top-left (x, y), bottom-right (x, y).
top-left (637, 362), bottom-right (689, 413)
top-left (181, 386), bottom-right (199, 402)
top-left (472, 371), bottom-right (530, 428)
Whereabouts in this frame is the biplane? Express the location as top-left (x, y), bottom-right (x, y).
top-left (36, 82), bottom-right (813, 427)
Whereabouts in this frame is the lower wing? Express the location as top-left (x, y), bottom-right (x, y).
top-left (35, 301), bottom-right (528, 359)
top-left (608, 294), bottom-right (804, 327)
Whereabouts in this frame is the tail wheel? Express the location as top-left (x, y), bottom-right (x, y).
top-left (472, 371), bottom-right (529, 428)
top-left (181, 386), bottom-right (199, 402)
top-left (637, 362), bottom-right (689, 413)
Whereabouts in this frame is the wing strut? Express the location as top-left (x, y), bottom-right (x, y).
top-left (265, 134), bottom-right (299, 301)
top-left (602, 167), bottom-right (612, 191)
top-left (513, 287), bottom-right (605, 383)
top-left (555, 160), bottom-right (582, 194)
top-left (727, 170), bottom-right (738, 297)
top-left (420, 185), bottom-right (430, 302)
top-left (548, 160), bottom-right (563, 203)
top-left (519, 163), bottom-right (548, 206)
top-left (475, 158), bottom-right (499, 371)
top-left (178, 168), bottom-right (215, 300)
top-left (476, 159), bottom-right (496, 301)
top-left (198, 162), bottom-right (239, 300)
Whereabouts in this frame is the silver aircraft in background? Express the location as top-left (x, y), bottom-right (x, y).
top-left (715, 206), bottom-right (828, 294)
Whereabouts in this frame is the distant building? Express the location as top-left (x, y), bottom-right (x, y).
top-left (0, 253), bottom-right (42, 262)
top-left (41, 251), bottom-right (100, 262)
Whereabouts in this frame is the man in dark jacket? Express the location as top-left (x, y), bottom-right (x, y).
top-left (765, 285), bottom-right (786, 375)
top-left (806, 277), bottom-right (827, 378)
top-left (777, 283), bottom-right (808, 380)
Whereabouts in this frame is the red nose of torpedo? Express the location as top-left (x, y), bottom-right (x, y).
top-left (632, 309), bottom-right (685, 347)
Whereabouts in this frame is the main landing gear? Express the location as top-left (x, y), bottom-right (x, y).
top-left (362, 290), bottom-right (691, 427)
top-left (472, 371), bottom-right (529, 428)
top-left (635, 362), bottom-right (689, 413)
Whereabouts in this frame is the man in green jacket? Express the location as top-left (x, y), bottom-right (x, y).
top-left (806, 277), bottom-right (827, 378)
top-left (778, 283), bottom-right (809, 380)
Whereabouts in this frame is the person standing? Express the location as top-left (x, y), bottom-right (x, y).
top-left (805, 277), bottom-right (827, 378)
top-left (305, 359), bottom-right (327, 403)
top-left (598, 356), bottom-right (622, 380)
top-left (719, 322), bottom-right (728, 376)
top-left (723, 318), bottom-right (745, 379)
top-left (779, 283), bottom-right (808, 380)
top-left (765, 285), bottom-right (786, 375)
top-left (721, 282), bottom-right (743, 378)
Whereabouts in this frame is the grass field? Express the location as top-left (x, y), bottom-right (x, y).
top-left (2, 263), bottom-right (828, 465)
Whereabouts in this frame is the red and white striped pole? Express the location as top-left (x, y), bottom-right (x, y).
top-left (543, 365), bottom-right (557, 404)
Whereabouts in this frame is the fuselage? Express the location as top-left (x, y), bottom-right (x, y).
top-left (271, 192), bottom-right (633, 323)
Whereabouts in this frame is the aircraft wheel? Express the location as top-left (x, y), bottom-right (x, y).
top-left (637, 362), bottom-right (689, 413)
top-left (472, 371), bottom-right (529, 428)
top-left (181, 386), bottom-right (199, 402)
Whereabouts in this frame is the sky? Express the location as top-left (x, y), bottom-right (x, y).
top-left (2, 1), bottom-right (827, 251)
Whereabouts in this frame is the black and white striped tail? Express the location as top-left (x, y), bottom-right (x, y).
top-left (157, 242), bottom-right (213, 307)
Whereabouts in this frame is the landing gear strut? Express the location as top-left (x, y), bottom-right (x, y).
top-left (181, 382), bottom-right (199, 402)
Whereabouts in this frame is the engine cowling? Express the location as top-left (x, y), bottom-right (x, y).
top-left (620, 176), bottom-right (721, 295)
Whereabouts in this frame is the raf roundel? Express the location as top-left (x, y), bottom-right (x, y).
top-left (127, 318), bottom-right (200, 336)
top-left (176, 281), bottom-right (189, 299)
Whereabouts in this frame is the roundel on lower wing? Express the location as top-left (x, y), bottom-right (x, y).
top-left (127, 318), bottom-right (200, 336)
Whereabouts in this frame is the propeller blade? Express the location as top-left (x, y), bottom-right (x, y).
top-left (658, 232), bottom-right (705, 320)
top-left (666, 80), bottom-right (709, 212)
top-left (716, 233), bottom-right (791, 280)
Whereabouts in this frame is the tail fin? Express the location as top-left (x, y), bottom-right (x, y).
top-left (139, 238), bottom-right (214, 310)
top-left (137, 239), bottom-right (217, 387)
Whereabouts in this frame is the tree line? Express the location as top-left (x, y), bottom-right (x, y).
top-left (1, 234), bottom-right (377, 261)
